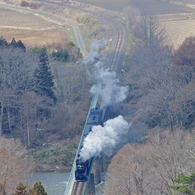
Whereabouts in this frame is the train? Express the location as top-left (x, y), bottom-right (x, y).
top-left (75, 107), bottom-right (102, 182)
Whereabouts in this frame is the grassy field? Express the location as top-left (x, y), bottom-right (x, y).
top-left (75, 0), bottom-right (195, 13)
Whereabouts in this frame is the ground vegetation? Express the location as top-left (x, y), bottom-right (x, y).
top-left (15, 181), bottom-right (47, 195)
top-left (169, 173), bottom-right (195, 194)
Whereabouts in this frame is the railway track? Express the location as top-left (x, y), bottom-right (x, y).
top-left (35, 0), bottom-right (126, 72)
top-left (31, 1), bottom-right (126, 194)
top-left (71, 182), bottom-right (86, 195)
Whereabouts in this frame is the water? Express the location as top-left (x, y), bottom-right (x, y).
top-left (31, 172), bottom-right (70, 195)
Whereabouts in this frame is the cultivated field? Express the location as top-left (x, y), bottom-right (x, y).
top-left (75, 0), bottom-right (195, 48)
top-left (1, 0), bottom-right (195, 50)
top-left (0, 8), bottom-right (55, 27)
top-left (0, 28), bottom-right (68, 48)
top-left (160, 19), bottom-right (195, 49)
top-left (0, 7), bottom-right (68, 48)
top-left (75, 0), bottom-right (195, 13)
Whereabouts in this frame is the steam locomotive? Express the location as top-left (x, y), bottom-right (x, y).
top-left (75, 108), bottom-right (102, 182)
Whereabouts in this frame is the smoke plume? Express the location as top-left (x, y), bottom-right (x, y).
top-left (79, 115), bottom-right (130, 162)
top-left (79, 39), bottom-right (130, 162)
top-left (90, 67), bottom-right (129, 107)
top-left (83, 38), bottom-right (108, 76)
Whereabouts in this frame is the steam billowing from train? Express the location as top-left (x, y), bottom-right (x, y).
top-left (90, 67), bottom-right (129, 107)
top-left (83, 38), bottom-right (128, 107)
top-left (83, 38), bottom-right (108, 76)
top-left (79, 115), bottom-right (130, 162)
top-left (79, 39), bottom-right (130, 162)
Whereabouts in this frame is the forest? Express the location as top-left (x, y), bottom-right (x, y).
top-left (103, 10), bottom-right (195, 195)
top-left (1, 2), bottom-right (195, 195)
top-left (0, 36), bottom-right (91, 194)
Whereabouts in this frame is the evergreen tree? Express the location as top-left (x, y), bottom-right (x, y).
top-left (0, 36), bottom-right (8, 48)
top-left (169, 173), bottom-right (195, 194)
top-left (10, 38), bottom-right (26, 51)
top-left (29, 182), bottom-right (47, 195)
top-left (33, 47), bottom-right (56, 102)
top-left (15, 183), bottom-right (28, 195)
top-left (15, 40), bottom-right (26, 51)
top-left (10, 37), bottom-right (16, 46)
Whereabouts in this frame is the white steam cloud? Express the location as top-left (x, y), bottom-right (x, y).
top-left (79, 39), bottom-right (130, 162)
top-left (90, 67), bottom-right (129, 107)
top-left (83, 38), bottom-right (108, 76)
top-left (83, 38), bottom-right (128, 107)
top-left (79, 115), bottom-right (130, 162)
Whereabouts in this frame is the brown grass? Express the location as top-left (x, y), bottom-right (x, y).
top-left (0, 28), bottom-right (68, 48)
top-left (0, 7), bottom-right (68, 48)
top-left (160, 19), bottom-right (195, 49)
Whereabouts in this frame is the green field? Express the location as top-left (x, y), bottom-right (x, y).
top-left (76, 0), bottom-right (195, 14)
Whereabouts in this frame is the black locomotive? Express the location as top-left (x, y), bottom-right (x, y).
top-left (75, 158), bottom-right (90, 182)
top-left (75, 108), bottom-right (102, 182)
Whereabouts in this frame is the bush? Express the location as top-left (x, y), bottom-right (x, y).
top-left (52, 49), bottom-right (69, 62)
top-left (28, 146), bottom-right (77, 166)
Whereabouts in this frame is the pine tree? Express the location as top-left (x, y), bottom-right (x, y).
top-left (10, 37), bottom-right (16, 46)
top-left (15, 183), bottom-right (28, 195)
top-left (0, 36), bottom-right (8, 48)
top-left (33, 47), bottom-right (56, 102)
top-left (29, 182), bottom-right (47, 195)
top-left (15, 40), bottom-right (26, 51)
top-left (9, 38), bottom-right (26, 51)
top-left (169, 173), bottom-right (195, 194)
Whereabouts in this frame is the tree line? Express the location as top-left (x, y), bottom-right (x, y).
top-left (103, 7), bottom-right (195, 195)
top-left (122, 11), bottom-right (195, 132)
top-left (103, 130), bottom-right (195, 195)
top-left (0, 35), bottom-right (93, 194)
top-left (0, 36), bottom-right (90, 149)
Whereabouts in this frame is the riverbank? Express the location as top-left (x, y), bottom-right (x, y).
top-left (34, 161), bottom-right (72, 173)
top-left (31, 172), bottom-right (70, 195)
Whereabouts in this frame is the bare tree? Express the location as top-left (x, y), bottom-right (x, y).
top-left (53, 62), bottom-right (91, 104)
top-left (103, 129), bottom-right (195, 195)
top-left (0, 47), bottom-right (37, 93)
top-left (123, 17), bottom-right (195, 130)
top-left (132, 14), bottom-right (166, 48)
top-left (0, 47), bottom-right (38, 137)
top-left (0, 137), bottom-right (31, 195)
top-left (172, 36), bottom-right (195, 73)
top-left (123, 6), bottom-right (140, 28)
top-left (169, 78), bottom-right (195, 128)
